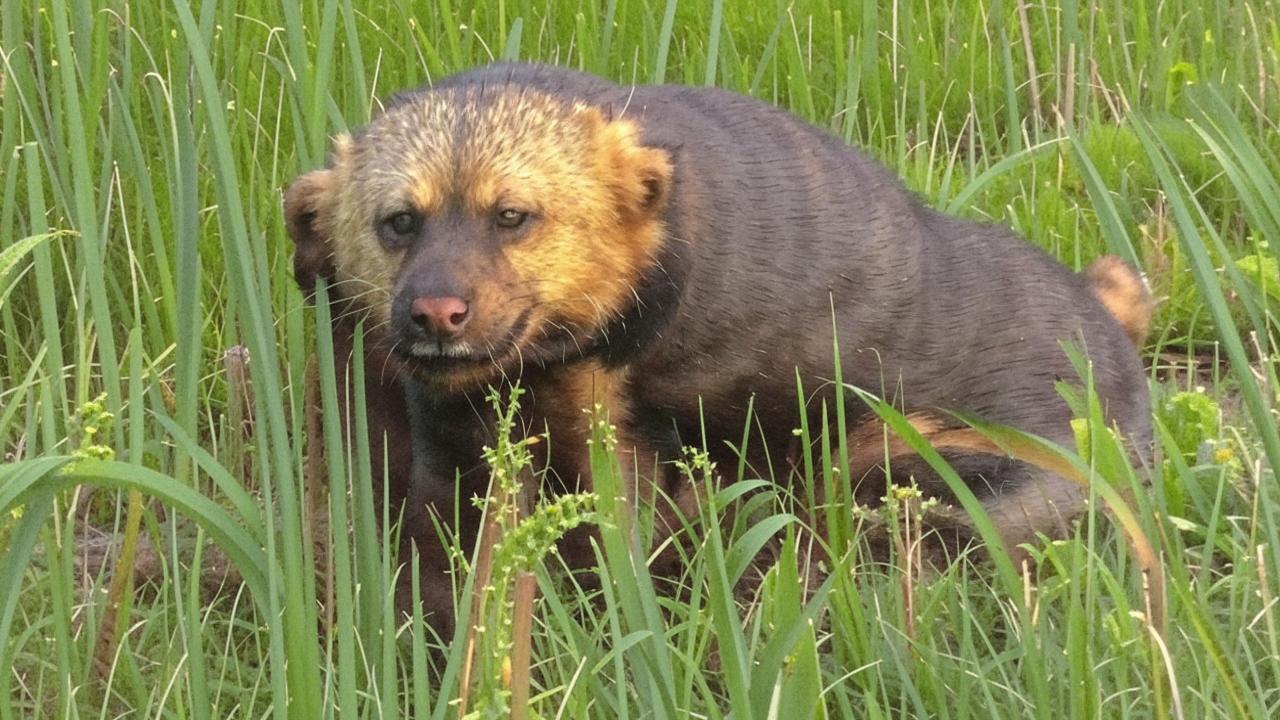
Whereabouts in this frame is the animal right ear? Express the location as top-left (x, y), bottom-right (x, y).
top-left (283, 169), bottom-right (338, 295)
top-left (592, 115), bottom-right (674, 221)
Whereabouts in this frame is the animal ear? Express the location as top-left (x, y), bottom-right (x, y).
top-left (596, 117), bottom-right (673, 220)
top-left (283, 168), bottom-right (339, 296)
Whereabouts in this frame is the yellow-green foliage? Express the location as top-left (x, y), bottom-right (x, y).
top-left (466, 389), bottom-right (597, 719)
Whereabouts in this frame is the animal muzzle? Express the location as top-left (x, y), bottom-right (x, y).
top-left (392, 289), bottom-right (475, 352)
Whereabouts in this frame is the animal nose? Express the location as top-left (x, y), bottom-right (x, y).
top-left (410, 296), bottom-right (471, 337)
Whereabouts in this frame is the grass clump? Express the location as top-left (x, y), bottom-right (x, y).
top-left (1, 1), bottom-right (1278, 718)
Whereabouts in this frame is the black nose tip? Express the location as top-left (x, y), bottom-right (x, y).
top-left (410, 296), bottom-right (471, 338)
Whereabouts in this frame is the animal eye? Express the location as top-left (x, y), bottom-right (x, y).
top-left (388, 212), bottom-right (419, 235)
top-left (379, 211), bottom-right (421, 248)
top-left (495, 208), bottom-right (528, 229)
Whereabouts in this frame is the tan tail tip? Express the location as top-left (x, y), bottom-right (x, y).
top-left (1086, 255), bottom-right (1154, 347)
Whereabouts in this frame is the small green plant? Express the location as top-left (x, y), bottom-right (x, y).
top-left (459, 387), bottom-right (597, 719)
top-left (1235, 251), bottom-right (1279, 302)
top-left (70, 394), bottom-right (116, 463)
top-left (0, 233), bottom-right (59, 311)
top-left (1159, 389), bottom-right (1239, 472)
top-left (66, 394), bottom-right (119, 529)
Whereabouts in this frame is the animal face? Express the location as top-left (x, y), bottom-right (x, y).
top-left (285, 86), bottom-right (672, 391)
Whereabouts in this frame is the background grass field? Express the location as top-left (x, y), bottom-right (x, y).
top-left (1, 1), bottom-right (1278, 718)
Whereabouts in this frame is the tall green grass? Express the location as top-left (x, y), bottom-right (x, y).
top-left (1, 1), bottom-right (1277, 717)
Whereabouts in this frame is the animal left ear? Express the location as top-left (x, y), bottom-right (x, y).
top-left (283, 168), bottom-right (339, 296)
top-left (283, 135), bottom-right (351, 297)
top-left (597, 118), bottom-right (673, 220)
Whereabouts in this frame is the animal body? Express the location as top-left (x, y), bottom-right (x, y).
top-left (284, 62), bottom-right (1152, 636)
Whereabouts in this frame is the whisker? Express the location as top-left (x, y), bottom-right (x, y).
top-left (378, 339), bottom-right (403, 384)
top-left (546, 320), bottom-right (584, 358)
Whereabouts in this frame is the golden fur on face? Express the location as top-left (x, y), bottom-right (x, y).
top-left (285, 86), bottom-right (672, 391)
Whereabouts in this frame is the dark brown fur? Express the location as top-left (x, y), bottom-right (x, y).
top-left (284, 63), bottom-right (1153, 636)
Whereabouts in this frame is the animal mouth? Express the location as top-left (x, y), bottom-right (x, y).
top-left (394, 309), bottom-right (533, 376)
top-left (405, 339), bottom-right (481, 360)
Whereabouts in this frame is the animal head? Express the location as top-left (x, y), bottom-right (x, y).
top-left (284, 83), bottom-right (672, 391)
